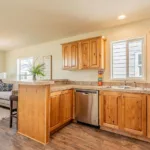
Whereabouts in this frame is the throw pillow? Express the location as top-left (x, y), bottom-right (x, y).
top-left (0, 82), bottom-right (4, 91)
top-left (2, 83), bottom-right (13, 91)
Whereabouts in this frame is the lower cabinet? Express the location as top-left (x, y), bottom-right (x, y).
top-left (50, 90), bottom-right (147, 138)
top-left (121, 93), bottom-right (146, 136)
top-left (50, 91), bottom-right (62, 132)
top-left (50, 90), bottom-right (73, 132)
top-left (100, 91), bottom-right (122, 129)
top-left (61, 90), bottom-right (73, 123)
top-left (100, 91), bottom-right (147, 137)
top-left (147, 95), bottom-right (150, 138)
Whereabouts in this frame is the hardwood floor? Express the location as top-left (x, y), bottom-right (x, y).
top-left (0, 118), bottom-right (150, 150)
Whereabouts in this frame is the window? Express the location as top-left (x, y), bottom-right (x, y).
top-left (0, 72), bottom-right (7, 79)
top-left (111, 38), bottom-right (144, 79)
top-left (135, 52), bottom-right (142, 77)
top-left (17, 57), bottom-right (33, 80)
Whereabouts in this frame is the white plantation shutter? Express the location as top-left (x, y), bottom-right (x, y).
top-left (112, 38), bottom-right (144, 79)
top-left (112, 41), bottom-right (127, 79)
top-left (128, 39), bottom-right (143, 77)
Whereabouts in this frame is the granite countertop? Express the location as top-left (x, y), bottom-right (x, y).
top-left (50, 84), bottom-right (150, 94)
top-left (18, 80), bottom-right (55, 85)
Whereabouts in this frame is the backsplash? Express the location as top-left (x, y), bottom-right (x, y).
top-left (51, 79), bottom-right (68, 85)
top-left (67, 81), bottom-right (98, 85)
top-left (102, 82), bottom-right (150, 88)
top-left (67, 80), bottom-right (150, 88)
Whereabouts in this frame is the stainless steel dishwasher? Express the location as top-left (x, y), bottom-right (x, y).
top-left (75, 89), bottom-right (99, 126)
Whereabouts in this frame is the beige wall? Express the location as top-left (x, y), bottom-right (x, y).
top-left (0, 51), bottom-right (5, 73)
top-left (5, 19), bottom-right (150, 82)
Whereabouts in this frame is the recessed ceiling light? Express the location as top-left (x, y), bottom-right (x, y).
top-left (118, 15), bottom-right (126, 20)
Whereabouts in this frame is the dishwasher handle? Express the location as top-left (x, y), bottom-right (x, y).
top-left (76, 90), bottom-right (98, 94)
top-left (82, 93), bottom-right (89, 95)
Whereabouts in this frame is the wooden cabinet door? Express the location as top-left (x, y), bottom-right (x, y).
top-left (147, 95), bottom-right (150, 138)
top-left (100, 91), bottom-right (122, 129)
top-left (89, 38), bottom-right (100, 68)
top-left (50, 92), bottom-right (61, 132)
top-left (62, 44), bottom-right (70, 69)
top-left (61, 90), bottom-right (73, 123)
top-left (79, 40), bottom-right (90, 69)
top-left (70, 43), bottom-right (78, 69)
top-left (121, 93), bottom-right (146, 136)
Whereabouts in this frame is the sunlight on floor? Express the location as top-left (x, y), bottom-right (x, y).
top-left (0, 107), bottom-right (9, 120)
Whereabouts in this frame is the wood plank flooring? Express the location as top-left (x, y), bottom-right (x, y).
top-left (0, 118), bottom-right (150, 150)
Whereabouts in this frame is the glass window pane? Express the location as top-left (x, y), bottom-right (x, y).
top-left (17, 57), bottom-right (33, 80)
top-left (128, 39), bottom-right (143, 78)
top-left (112, 41), bottom-right (126, 79)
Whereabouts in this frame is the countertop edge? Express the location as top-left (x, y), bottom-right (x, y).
top-left (18, 81), bottom-right (55, 85)
top-left (50, 85), bottom-right (150, 94)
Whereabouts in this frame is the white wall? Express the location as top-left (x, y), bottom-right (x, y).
top-left (5, 19), bottom-right (150, 82)
top-left (0, 51), bottom-right (5, 73)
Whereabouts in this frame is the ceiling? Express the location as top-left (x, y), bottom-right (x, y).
top-left (0, 0), bottom-right (150, 51)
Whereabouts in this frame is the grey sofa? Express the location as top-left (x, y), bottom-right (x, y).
top-left (0, 81), bottom-right (18, 108)
top-left (0, 91), bottom-right (13, 108)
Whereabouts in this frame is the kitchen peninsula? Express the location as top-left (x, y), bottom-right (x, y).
top-left (18, 81), bottom-right (54, 144)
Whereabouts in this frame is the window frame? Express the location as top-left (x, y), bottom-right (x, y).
top-left (17, 57), bottom-right (34, 80)
top-left (135, 52), bottom-right (142, 77)
top-left (110, 36), bottom-right (146, 81)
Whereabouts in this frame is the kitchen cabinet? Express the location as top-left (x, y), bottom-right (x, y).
top-left (89, 37), bottom-right (105, 68)
top-left (70, 43), bottom-right (78, 69)
top-left (100, 91), bottom-right (122, 129)
top-left (100, 91), bottom-right (146, 137)
top-left (62, 36), bottom-right (105, 70)
top-left (121, 93), bottom-right (146, 136)
top-left (50, 90), bottom-right (73, 132)
top-left (79, 40), bottom-right (90, 69)
top-left (61, 90), bottom-right (73, 123)
top-left (62, 42), bottom-right (78, 70)
top-left (90, 37), bottom-right (105, 68)
top-left (50, 91), bottom-right (62, 132)
top-left (147, 95), bottom-right (150, 138)
top-left (62, 44), bottom-right (70, 69)
top-left (89, 38), bottom-right (100, 68)
top-left (79, 37), bottom-right (105, 69)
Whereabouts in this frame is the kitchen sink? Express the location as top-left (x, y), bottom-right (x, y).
top-left (104, 86), bottom-right (145, 91)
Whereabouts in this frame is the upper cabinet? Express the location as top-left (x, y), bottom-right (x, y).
top-left (70, 42), bottom-right (78, 69)
top-left (62, 36), bottom-right (106, 70)
top-left (62, 42), bottom-right (78, 70)
top-left (79, 40), bottom-right (90, 69)
top-left (90, 38), bottom-right (105, 69)
top-left (62, 44), bottom-right (70, 69)
top-left (90, 38), bottom-right (99, 68)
